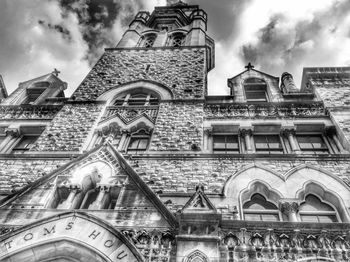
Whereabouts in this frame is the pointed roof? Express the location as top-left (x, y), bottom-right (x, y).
top-left (0, 143), bottom-right (177, 227)
top-left (0, 75), bottom-right (8, 101)
top-left (181, 185), bottom-right (216, 213)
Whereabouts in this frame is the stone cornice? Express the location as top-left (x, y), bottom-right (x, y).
top-left (204, 102), bottom-right (326, 119)
top-left (0, 105), bottom-right (63, 120)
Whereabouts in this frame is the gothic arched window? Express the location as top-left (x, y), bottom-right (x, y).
top-left (169, 33), bottom-right (185, 47)
top-left (113, 92), bottom-right (159, 106)
top-left (243, 78), bottom-right (268, 102)
top-left (127, 129), bottom-right (150, 154)
top-left (299, 194), bottom-right (339, 223)
top-left (243, 193), bottom-right (280, 221)
top-left (141, 34), bottom-right (157, 48)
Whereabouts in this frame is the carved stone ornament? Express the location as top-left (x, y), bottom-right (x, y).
top-left (279, 201), bottom-right (299, 215)
top-left (204, 103), bottom-right (326, 119)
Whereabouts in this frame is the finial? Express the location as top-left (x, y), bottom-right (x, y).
top-left (52, 68), bottom-right (61, 76)
top-left (245, 62), bottom-right (254, 71)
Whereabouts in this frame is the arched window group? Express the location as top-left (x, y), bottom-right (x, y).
top-left (243, 78), bottom-right (268, 102)
top-left (243, 193), bottom-right (340, 223)
top-left (114, 92), bottom-right (159, 106)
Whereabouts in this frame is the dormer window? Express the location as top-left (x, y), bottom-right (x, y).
top-left (113, 92), bottom-right (159, 106)
top-left (24, 81), bottom-right (50, 104)
top-left (244, 78), bottom-right (268, 102)
top-left (169, 33), bottom-right (185, 47)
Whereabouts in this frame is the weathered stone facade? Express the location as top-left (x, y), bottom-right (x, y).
top-left (73, 48), bottom-right (207, 101)
top-left (0, 3), bottom-right (349, 262)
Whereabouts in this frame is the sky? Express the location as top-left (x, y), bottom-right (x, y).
top-left (0, 0), bottom-right (349, 96)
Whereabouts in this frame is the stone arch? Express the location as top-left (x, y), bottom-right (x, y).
top-left (239, 180), bottom-right (283, 219)
top-left (223, 164), bottom-right (285, 198)
top-left (296, 180), bottom-right (350, 222)
top-left (0, 211), bottom-right (144, 262)
top-left (183, 250), bottom-right (209, 262)
top-left (96, 80), bottom-right (174, 103)
top-left (283, 164), bottom-right (350, 202)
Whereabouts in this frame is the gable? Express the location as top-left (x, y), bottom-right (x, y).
top-left (227, 69), bottom-right (281, 102)
top-left (182, 185), bottom-right (216, 213)
top-left (0, 143), bottom-right (177, 228)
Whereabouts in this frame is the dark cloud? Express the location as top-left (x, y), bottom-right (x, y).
top-left (38, 20), bottom-right (72, 41)
top-left (240, 0), bottom-right (350, 81)
top-left (58, 0), bottom-right (145, 64)
top-left (189, 0), bottom-right (252, 43)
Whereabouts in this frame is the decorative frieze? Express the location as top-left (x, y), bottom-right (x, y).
top-left (102, 105), bottom-right (159, 124)
top-left (220, 226), bottom-right (350, 262)
top-left (122, 229), bottom-right (176, 262)
top-left (0, 105), bottom-right (61, 120)
top-left (204, 103), bottom-right (325, 119)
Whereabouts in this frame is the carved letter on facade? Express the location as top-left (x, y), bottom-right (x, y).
top-left (43, 225), bottom-right (56, 236)
top-left (89, 230), bottom-right (101, 239)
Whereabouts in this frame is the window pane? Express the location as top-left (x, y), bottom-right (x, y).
top-left (13, 136), bottom-right (38, 150)
top-left (300, 195), bottom-right (335, 211)
top-left (261, 214), bottom-right (279, 221)
top-left (300, 214), bottom-right (319, 222)
top-left (213, 135), bottom-right (239, 152)
top-left (128, 136), bottom-right (149, 151)
top-left (213, 136), bottom-right (226, 149)
top-left (244, 214), bottom-right (262, 221)
top-left (226, 136), bottom-right (239, 149)
top-left (318, 215), bottom-right (338, 223)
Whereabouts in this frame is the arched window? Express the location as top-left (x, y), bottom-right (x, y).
top-left (113, 92), bottom-right (159, 106)
top-left (169, 33), bottom-right (185, 47)
top-left (243, 193), bottom-right (280, 221)
top-left (299, 194), bottom-right (339, 223)
top-left (127, 129), bottom-right (150, 154)
top-left (243, 78), bottom-right (268, 102)
top-left (141, 34), bottom-right (157, 48)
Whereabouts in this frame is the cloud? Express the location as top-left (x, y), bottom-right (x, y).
top-left (0, 0), bottom-right (349, 97)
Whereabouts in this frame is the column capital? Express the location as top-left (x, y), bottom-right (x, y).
top-left (239, 127), bottom-right (253, 137)
top-left (5, 128), bottom-right (20, 137)
top-left (97, 184), bottom-right (111, 192)
top-left (279, 200), bottom-right (299, 215)
top-left (69, 184), bottom-right (82, 192)
top-left (280, 127), bottom-right (296, 136)
top-left (204, 127), bottom-right (213, 136)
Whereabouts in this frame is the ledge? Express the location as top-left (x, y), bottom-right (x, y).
top-left (130, 152), bottom-right (350, 161)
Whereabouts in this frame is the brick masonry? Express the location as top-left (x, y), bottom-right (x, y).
top-left (31, 103), bottom-right (104, 151)
top-left (133, 158), bottom-right (350, 194)
top-left (150, 102), bottom-right (204, 151)
top-left (72, 48), bottom-right (206, 100)
top-left (0, 159), bottom-right (67, 194)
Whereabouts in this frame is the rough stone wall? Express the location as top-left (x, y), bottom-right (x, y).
top-left (31, 103), bottom-right (104, 151)
top-left (133, 158), bottom-right (350, 193)
top-left (0, 159), bottom-right (67, 194)
top-left (150, 102), bottom-right (203, 151)
top-left (315, 85), bottom-right (350, 107)
top-left (72, 48), bottom-right (206, 100)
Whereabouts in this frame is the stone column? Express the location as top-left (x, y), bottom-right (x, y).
top-left (239, 128), bottom-right (253, 153)
top-left (281, 128), bottom-right (299, 153)
top-left (89, 185), bottom-right (111, 210)
top-left (325, 127), bottom-right (346, 153)
top-left (58, 185), bottom-right (83, 209)
top-left (279, 200), bottom-right (299, 222)
top-left (118, 129), bottom-right (130, 152)
top-left (203, 127), bottom-right (213, 152)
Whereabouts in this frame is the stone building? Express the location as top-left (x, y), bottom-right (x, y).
top-left (0, 2), bottom-right (349, 262)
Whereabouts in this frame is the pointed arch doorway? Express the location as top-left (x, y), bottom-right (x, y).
top-left (0, 211), bottom-right (144, 262)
